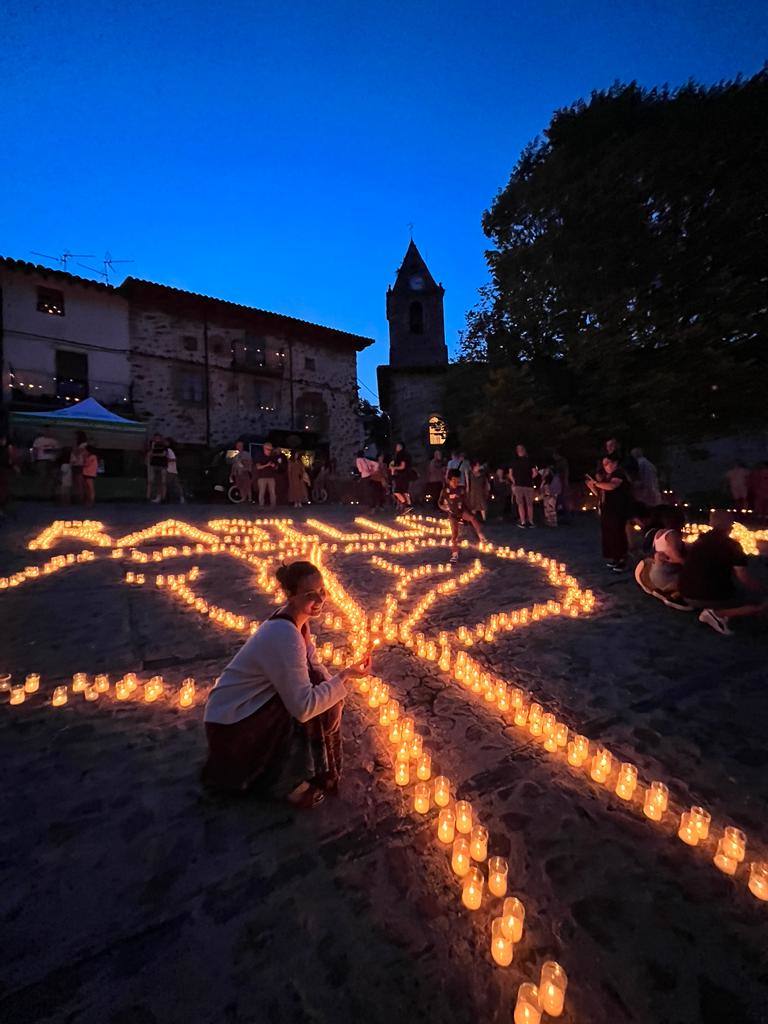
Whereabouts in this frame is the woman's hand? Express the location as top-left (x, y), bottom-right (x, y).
top-left (343, 652), bottom-right (372, 678)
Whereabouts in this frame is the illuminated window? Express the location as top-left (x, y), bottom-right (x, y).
top-left (428, 414), bottom-right (447, 445)
top-left (37, 287), bottom-right (65, 316)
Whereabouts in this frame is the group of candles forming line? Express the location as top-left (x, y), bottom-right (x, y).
top-left (6, 671), bottom-right (197, 708)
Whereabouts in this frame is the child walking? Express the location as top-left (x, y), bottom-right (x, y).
top-left (438, 468), bottom-right (487, 562)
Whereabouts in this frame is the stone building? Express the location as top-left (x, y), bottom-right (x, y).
top-left (118, 278), bottom-right (372, 469)
top-left (377, 241), bottom-right (449, 465)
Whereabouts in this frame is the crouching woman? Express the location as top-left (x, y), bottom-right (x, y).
top-left (202, 560), bottom-right (370, 807)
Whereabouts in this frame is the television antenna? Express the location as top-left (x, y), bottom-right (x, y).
top-left (30, 250), bottom-right (95, 271)
top-left (77, 251), bottom-right (135, 284)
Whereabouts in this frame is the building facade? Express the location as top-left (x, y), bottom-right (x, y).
top-left (377, 241), bottom-right (449, 464)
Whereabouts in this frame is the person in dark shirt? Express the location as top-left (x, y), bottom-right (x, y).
top-left (509, 444), bottom-right (537, 528)
top-left (438, 469), bottom-right (487, 562)
top-left (586, 456), bottom-right (632, 571)
top-left (679, 511), bottom-right (768, 635)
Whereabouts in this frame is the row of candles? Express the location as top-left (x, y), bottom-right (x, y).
top-left (684, 520), bottom-right (768, 557)
top-left (358, 673), bottom-right (569, 1018)
top-left (6, 672), bottom-right (198, 708)
top-left (0, 548), bottom-right (97, 590)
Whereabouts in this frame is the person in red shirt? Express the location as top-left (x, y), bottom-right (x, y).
top-left (438, 469), bottom-right (486, 562)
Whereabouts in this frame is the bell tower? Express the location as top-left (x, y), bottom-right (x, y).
top-left (386, 241), bottom-right (447, 368)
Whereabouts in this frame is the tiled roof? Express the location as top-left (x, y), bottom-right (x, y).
top-left (0, 256), bottom-right (115, 292)
top-left (119, 277), bottom-right (374, 351)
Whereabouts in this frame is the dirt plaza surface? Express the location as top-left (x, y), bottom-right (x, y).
top-left (1, 503), bottom-right (767, 1024)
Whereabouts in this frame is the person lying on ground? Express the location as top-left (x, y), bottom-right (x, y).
top-left (634, 506), bottom-right (689, 610)
top-left (678, 510), bottom-right (768, 635)
top-left (202, 560), bottom-right (371, 807)
top-left (439, 468), bottom-right (486, 563)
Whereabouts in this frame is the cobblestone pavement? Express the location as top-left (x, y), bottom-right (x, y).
top-left (1, 502), bottom-right (767, 1024)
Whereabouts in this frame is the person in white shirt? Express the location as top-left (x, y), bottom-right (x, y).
top-left (355, 449), bottom-right (381, 511)
top-left (165, 440), bottom-right (185, 504)
top-left (202, 560), bottom-right (371, 806)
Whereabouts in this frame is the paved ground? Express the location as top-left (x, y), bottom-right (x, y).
top-left (1, 502), bottom-right (767, 1024)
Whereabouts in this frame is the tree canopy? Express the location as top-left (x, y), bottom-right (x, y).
top-left (459, 70), bottom-right (767, 453)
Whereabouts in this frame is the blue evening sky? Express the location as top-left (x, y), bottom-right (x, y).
top-left (2, 1), bottom-right (766, 402)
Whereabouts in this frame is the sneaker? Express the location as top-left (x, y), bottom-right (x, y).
top-left (516, 523), bottom-right (526, 530)
top-left (660, 593), bottom-right (693, 612)
top-left (610, 562), bottom-right (626, 573)
top-left (605, 560), bottom-right (617, 568)
top-left (698, 608), bottom-right (733, 635)
top-left (526, 522), bottom-right (536, 528)
top-left (403, 506), bottom-right (415, 514)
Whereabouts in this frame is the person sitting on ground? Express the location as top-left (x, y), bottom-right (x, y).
top-left (679, 510), bottom-right (768, 635)
top-left (202, 561), bottom-right (371, 806)
top-left (438, 468), bottom-right (487, 563)
top-left (634, 506), bottom-right (689, 609)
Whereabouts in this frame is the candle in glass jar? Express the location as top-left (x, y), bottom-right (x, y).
top-left (615, 763), bottom-right (638, 800)
top-left (10, 686), bottom-right (25, 705)
top-left (721, 826), bottom-right (746, 862)
top-left (414, 782), bottom-right (430, 814)
top-left (539, 961), bottom-right (568, 1017)
top-left (567, 734), bottom-right (589, 767)
top-left (409, 734), bottom-right (423, 760)
top-left (388, 721), bottom-right (402, 745)
top-left (94, 674), bottom-right (110, 693)
top-left (24, 673), bottom-right (40, 694)
top-left (71, 672), bottom-right (87, 693)
top-left (501, 896), bottom-right (525, 942)
top-left (455, 800), bottom-right (473, 834)
top-left (748, 862), bottom-right (768, 901)
top-left (542, 712), bottom-right (556, 738)
top-left (643, 781), bottom-right (669, 821)
top-left (52, 685), bottom-right (68, 706)
top-left (437, 808), bottom-right (456, 844)
top-left (84, 686), bottom-right (99, 702)
top-left (690, 806), bottom-right (711, 840)
top-left (514, 704), bottom-right (529, 727)
top-left (395, 759), bottom-right (410, 786)
top-left (416, 752), bottom-right (432, 781)
top-left (470, 824), bottom-right (488, 862)
top-left (434, 776), bottom-right (451, 807)
top-left (452, 837), bottom-right (471, 877)
top-left (379, 702), bottom-right (392, 727)
top-left (714, 839), bottom-right (738, 875)
top-left (461, 866), bottom-right (484, 910)
top-left (400, 716), bottom-right (415, 741)
top-left (554, 721), bottom-right (568, 750)
top-left (590, 747), bottom-right (612, 783)
top-left (387, 699), bottom-right (400, 722)
top-left (488, 856), bottom-right (508, 897)
top-left (490, 917), bottom-right (513, 966)
top-left (678, 811), bottom-right (699, 846)
top-left (514, 983), bottom-right (541, 1024)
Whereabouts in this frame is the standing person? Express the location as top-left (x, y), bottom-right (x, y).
top-left (509, 444), bottom-right (537, 528)
top-left (166, 440), bottom-right (185, 504)
top-left (255, 441), bottom-right (278, 508)
top-left (202, 560), bottom-right (372, 804)
top-left (631, 448), bottom-right (661, 508)
top-left (355, 450), bottom-right (380, 511)
top-left (679, 511), bottom-right (768, 635)
top-left (56, 448), bottom-right (72, 505)
top-left (0, 432), bottom-right (19, 521)
top-left (389, 442), bottom-right (413, 515)
top-left (287, 451), bottom-right (309, 509)
top-left (81, 445), bottom-right (98, 508)
top-left (467, 460), bottom-right (490, 521)
top-left (426, 449), bottom-right (446, 508)
top-left (438, 468), bottom-right (487, 562)
top-left (539, 461), bottom-right (562, 527)
top-left (231, 440), bottom-right (254, 504)
top-left (552, 448), bottom-right (571, 518)
top-left (725, 460), bottom-right (750, 508)
top-left (447, 449), bottom-right (470, 489)
top-left (586, 456), bottom-right (632, 572)
top-left (70, 431), bottom-right (88, 504)
top-left (371, 454), bottom-right (390, 511)
top-left (32, 428), bottom-right (59, 497)
top-left (489, 467), bottom-right (510, 521)
top-left (146, 433), bottom-right (168, 503)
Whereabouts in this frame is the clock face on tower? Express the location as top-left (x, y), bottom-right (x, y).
top-left (409, 274), bottom-right (424, 291)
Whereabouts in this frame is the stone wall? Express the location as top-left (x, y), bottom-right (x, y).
top-left (381, 367), bottom-right (447, 467)
top-left (128, 306), bottom-right (363, 468)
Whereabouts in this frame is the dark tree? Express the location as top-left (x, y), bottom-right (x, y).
top-left (462, 70), bottom-right (768, 447)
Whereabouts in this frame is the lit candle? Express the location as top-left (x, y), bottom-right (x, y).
top-left (554, 721), bottom-right (568, 750)
top-left (434, 776), bottom-right (451, 807)
top-left (678, 811), bottom-right (699, 846)
top-left (590, 746), bottom-right (612, 783)
top-left (615, 763), bottom-right (638, 801)
top-left (387, 699), bottom-right (400, 722)
top-left (414, 782), bottom-right (430, 814)
top-left (488, 856), bottom-right (508, 897)
top-left (416, 752), bottom-right (432, 781)
top-left (388, 721), bottom-right (402, 745)
top-left (452, 837), bottom-right (472, 877)
top-left (748, 862), bottom-right (768, 901)
top-left (71, 672), bottom-right (87, 693)
top-left (52, 685), bottom-right (68, 706)
top-left (24, 673), bottom-right (40, 694)
top-left (84, 686), bottom-right (99, 702)
top-left (455, 800), bottom-right (473, 835)
top-left (514, 982), bottom-right (541, 1024)
top-left (437, 808), bottom-right (456, 844)
top-left (395, 759), bottom-right (410, 786)
top-left (643, 781), bottom-right (669, 821)
top-left (10, 686), bottom-right (25, 705)
top-left (470, 824), bottom-right (488, 862)
top-left (721, 826), bottom-right (746, 862)
top-left (94, 674), bottom-right (110, 693)
top-left (539, 961), bottom-right (568, 1017)
top-left (542, 712), bottom-right (556, 738)
top-left (400, 716), bottom-right (415, 741)
top-left (461, 866), bottom-right (484, 910)
top-left (690, 806), bottom-right (711, 840)
top-left (490, 917), bottom-right (513, 966)
top-left (514, 704), bottom-right (529, 727)
top-left (409, 734), bottom-right (423, 760)
top-left (713, 838), bottom-right (738, 875)
top-left (501, 896), bottom-right (525, 942)
top-left (379, 702), bottom-right (392, 727)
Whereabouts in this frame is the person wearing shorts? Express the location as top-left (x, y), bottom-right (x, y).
top-left (438, 469), bottom-right (486, 562)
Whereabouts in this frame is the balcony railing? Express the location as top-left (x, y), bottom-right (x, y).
top-left (6, 367), bottom-right (132, 408)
